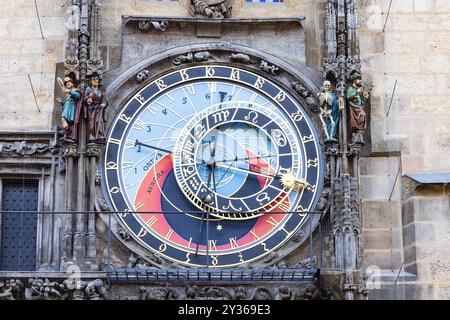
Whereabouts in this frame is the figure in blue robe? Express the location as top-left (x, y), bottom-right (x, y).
top-left (57, 77), bottom-right (81, 142)
top-left (60, 89), bottom-right (81, 123)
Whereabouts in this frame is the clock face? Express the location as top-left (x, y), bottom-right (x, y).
top-left (102, 65), bottom-right (324, 267)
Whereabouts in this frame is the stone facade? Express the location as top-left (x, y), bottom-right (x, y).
top-left (0, 0), bottom-right (449, 300)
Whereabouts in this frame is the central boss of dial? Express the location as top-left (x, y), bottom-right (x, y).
top-left (172, 101), bottom-right (301, 220)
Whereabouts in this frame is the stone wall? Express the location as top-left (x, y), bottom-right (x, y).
top-left (358, 0), bottom-right (450, 172)
top-left (356, 0), bottom-right (450, 300)
top-left (0, 0), bottom-right (66, 130)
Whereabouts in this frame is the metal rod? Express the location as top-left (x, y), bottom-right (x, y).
top-left (382, 0), bottom-right (393, 33)
top-left (0, 210), bottom-right (325, 215)
top-left (206, 212), bottom-right (210, 269)
top-left (28, 74), bottom-right (41, 113)
top-left (394, 260), bottom-right (404, 285)
top-left (319, 221), bottom-right (323, 269)
top-left (107, 208), bottom-right (111, 271)
top-left (309, 214), bottom-right (313, 261)
top-left (386, 79), bottom-right (398, 117)
top-left (34, 0), bottom-right (45, 39)
top-left (389, 164), bottom-right (401, 201)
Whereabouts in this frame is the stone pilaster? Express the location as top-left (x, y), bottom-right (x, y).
top-left (85, 143), bottom-right (102, 269)
top-left (61, 143), bottom-right (78, 270)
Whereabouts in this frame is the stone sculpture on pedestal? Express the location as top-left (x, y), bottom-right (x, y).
top-left (56, 76), bottom-right (82, 143)
top-left (346, 72), bottom-right (373, 144)
top-left (84, 74), bottom-right (108, 143)
top-left (318, 80), bottom-right (341, 141)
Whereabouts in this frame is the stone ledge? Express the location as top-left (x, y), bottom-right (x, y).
top-left (122, 15), bottom-right (306, 26)
top-left (0, 271), bottom-right (107, 279)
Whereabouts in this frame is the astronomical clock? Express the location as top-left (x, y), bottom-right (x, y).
top-left (102, 61), bottom-right (325, 268)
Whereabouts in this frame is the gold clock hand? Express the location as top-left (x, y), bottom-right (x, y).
top-left (215, 164), bottom-right (311, 190)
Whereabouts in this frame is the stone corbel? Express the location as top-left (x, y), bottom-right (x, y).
top-left (260, 60), bottom-right (279, 76)
top-left (136, 69), bottom-right (151, 83)
top-left (291, 81), bottom-right (318, 112)
top-left (138, 20), bottom-right (168, 32)
top-left (172, 51), bottom-right (212, 66)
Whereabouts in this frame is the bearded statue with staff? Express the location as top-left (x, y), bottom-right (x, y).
top-left (84, 74), bottom-right (108, 143)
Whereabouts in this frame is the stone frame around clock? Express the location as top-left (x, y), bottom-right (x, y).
top-left (96, 42), bottom-right (327, 269)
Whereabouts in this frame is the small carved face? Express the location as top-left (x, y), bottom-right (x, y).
top-left (90, 76), bottom-right (99, 87)
top-left (323, 81), bottom-right (331, 91)
top-left (64, 77), bottom-right (74, 89)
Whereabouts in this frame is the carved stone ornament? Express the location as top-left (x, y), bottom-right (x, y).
top-left (25, 278), bottom-right (64, 301)
top-left (276, 285), bottom-right (294, 300)
top-left (136, 69), bottom-right (151, 83)
top-left (139, 286), bottom-right (178, 300)
top-left (95, 168), bottom-right (101, 185)
top-left (0, 277), bottom-right (108, 300)
top-left (189, 0), bottom-right (234, 19)
top-left (87, 59), bottom-right (104, 75)
top-left (63, 143), bottom-right (78, 158)
top-left (348, 142), bottom-right (363, 156)
top-left (291, 81), bottom-right (318, 112)
top-left (119, 229), bottom-right (131, 242)
top-left (172, 51), bottom-right (212, 65)
top-left (0, 279), bottom-right (23, 300)
top-left (64, 38), bottom-right (80, 77)
top-left (292, 256), bottom-right (317, 269)
top-left (86, 143), bottom-right (102, 158)
top-left (260, 60), bottom-right (279, 76)
top-left (229, 53), bottom-right (254, 64)
top-left (251, 287), bottom-right (273, 300)
top-left (324, 140), bottom-right (340, 156)
top-left (0, 141), bottom-right (51, 156)
top-left (122, 284), bottom-right (328, 300)
top-left (138, 20), bottom-right (168, 32)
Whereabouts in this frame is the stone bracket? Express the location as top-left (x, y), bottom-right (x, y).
top-left (122, 16), bottom-right (305, 38)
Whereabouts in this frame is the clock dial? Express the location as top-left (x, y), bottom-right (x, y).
top-left (103, 65), bottom-right (324, 267)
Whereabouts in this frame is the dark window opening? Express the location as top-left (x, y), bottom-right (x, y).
top-left (0, 179), bottom-right (39, 271)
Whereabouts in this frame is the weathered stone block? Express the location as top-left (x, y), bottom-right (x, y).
top-left (359, 157), bottom-right (400, 176)
top-left (362, 199), bottom-right (401, 229)
top-left (402, 222), bottom-right (438, 247)
top-left (362, 229), bottom-right (393, 250)
top-left (436, 0), bottom-right (450, 12)
top-left (383, 31), bottom-right (426, 53)
top-left (384, 54), bottom-right (422, 73)
top-left (402, 197), bottom-right (450, 225)
top-left (392, 14), bottom-right (429, 31)
top-left (421, 54), bottom-right (450, 73)
top-left (437, 284), bottom-right (450, 299)
top-left (404, 283), bottom-right (436, 299)
top-left (417, 245), bottom-right (450, 261)
top-left (364, 249), bottom-right (403, 271)
top-left (414, 0), bottom-right (435, 12)
top-left (403, 245), bottom-right (417, 265)
top-left (384, 0), bottom-right (414, 13)
top-left (360, 175), bottom-right (401, 200)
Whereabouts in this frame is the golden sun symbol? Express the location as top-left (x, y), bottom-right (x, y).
top-left (280, 172), bottom-right (297, 189)
top-left (280, 172), bottom-right (308, 192)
